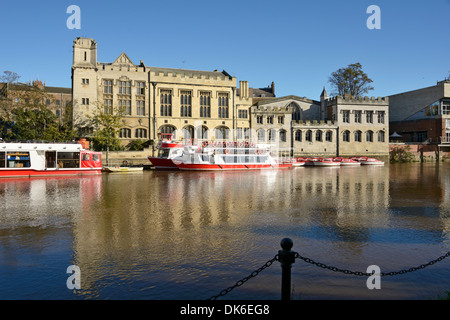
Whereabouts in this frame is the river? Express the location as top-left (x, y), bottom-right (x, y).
top-left (1, 162), bottom-right (449, 300)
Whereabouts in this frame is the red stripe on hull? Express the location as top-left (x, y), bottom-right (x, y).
top-left (0, 169), bottom-right (102, 178)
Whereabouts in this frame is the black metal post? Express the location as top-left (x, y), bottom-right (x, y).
top-left (278, 238), bottom-right (295, 301)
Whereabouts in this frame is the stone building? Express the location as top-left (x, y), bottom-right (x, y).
top-left (72, 37), bottom-right (257, 147)
top-left (72, 37), bottom-right (389, 157)
top-left (0, 80), bottom-right (72, 130)
top-left (249, 88), bottom-right (389, 157)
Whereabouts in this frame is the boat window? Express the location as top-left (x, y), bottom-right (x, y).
top-left (158, 149), bottom-right (170, 158)
top-left (257, 156), bottom-right (268, 163)
top-left (57, 152), bottom-right (80, 168)
top-left (82, 154), bottom-right (90, 161)
top-left (92, 154), bottom-right (100, 162)
top-left (0, 152), bottom-right (5, 168)
top-left (6, 152), bottom-right (31, 168)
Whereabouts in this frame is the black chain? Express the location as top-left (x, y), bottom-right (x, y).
top-left (207, 249), bottom-right (450, 299)
top-left (207, 255), bottom-right (279, 300)
top-left (294, 250), bottom-right (450, 277)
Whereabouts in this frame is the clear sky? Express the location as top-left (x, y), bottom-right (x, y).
top-left (1, 0), bottom-right (449, 100)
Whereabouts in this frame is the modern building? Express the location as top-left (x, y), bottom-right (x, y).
top-left (389, 80), bottom-right (450, 144)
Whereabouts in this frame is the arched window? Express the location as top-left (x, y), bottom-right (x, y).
top-left (325, 131), bottom-right (333, 142)
top-left (366, 130), bottom-right (373, 142)
top-left (354, 130), bottom-right (362, 142)
top-left (378, 130), bottom-right (385, 142)
top-left (197, 125), bottom-right (209, 140)
top-left (258, 129), bottom-right (265, 141)
top-left (182, 125), bottom-right (195, 141)
top-left (135, 128), bottom-right (147, 139)
top-left (291, 103), bottom-right (301, 121)
top-left (295, 130), bottom-right (302, 141)
top-left (305, 130), bottom-right (312, 142)
top-left (315, 130), bottom-right (322, 142)
top-left (119, 128), bottom-right (131, 139)
top-left (268, 129), bottom-right (276, 141)
top-left (343, 130), bottom-right (350, 142)
top-left (160, 125), bottom-right (176, 139)
top-left (215, 126), bottom-right (229, 140)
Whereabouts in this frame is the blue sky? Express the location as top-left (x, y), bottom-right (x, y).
top-left (0, 0), bottom-right (449, 100)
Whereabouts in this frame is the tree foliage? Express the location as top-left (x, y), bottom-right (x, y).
top-left (328, 63), bottom-right (374, 97)
top-left (0, 77), bottom-right (76, 141)
top-left (88, 102), bottom-right (125, 152)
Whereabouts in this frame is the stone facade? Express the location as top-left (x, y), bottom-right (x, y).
top-left (250, 91), bottom-right (389, 157)
top-left (72, 37), bottom-right (390, 157)
top-left (72, 37), bottom-right (250, 148)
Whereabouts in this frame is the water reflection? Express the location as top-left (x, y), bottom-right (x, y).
top-left (1, 164), bottom-right (450, 299)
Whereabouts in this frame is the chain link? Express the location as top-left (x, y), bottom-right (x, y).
top-left (294, 250), bottom-right (450, 277)
top-left (207, 255), bottom-right (279, 300)
top-left (208, 249), bottom-right (450, 299)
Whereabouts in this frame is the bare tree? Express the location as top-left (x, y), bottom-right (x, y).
top-left (328, 63), bottom-right (374, 97)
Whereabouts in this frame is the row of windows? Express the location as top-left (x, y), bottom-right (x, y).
top-left (118, 128), bottom-right (148, 139)
top-left (256, 115), bottom-right (285, 124)
top-left (293, 129), bottom-right (385, 143)
top-left (342, 110), bottom-right (385, 124)
top-left (257, 129), bottom-right (287, 142)
top-left (342, 130), bottom-right (385, 142)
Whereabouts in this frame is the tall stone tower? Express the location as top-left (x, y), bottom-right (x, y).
top-left (72, 37), bottom-right (98, 132)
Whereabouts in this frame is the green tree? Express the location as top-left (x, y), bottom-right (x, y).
top-left (328, 62), bottom-right (374, 97)
top-left (1, 72), bottom-right (76, 141)
top-left (88, 102), bottom-right (126, 165)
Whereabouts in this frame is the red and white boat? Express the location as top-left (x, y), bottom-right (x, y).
top-left (172, 143), bottom-right (293, 171)
top-left (0, 142), bottom-right (102, 178)
top-left (148, 134), bottom-right (184, 170)
top-left (359, 157), bottom-right (384, 166)
top-left (292, 157), bottom-right (306, 167)
top-left (313, 158), bottom-right (341, 167)
top-left (336, 158), bottom-right (361, 166)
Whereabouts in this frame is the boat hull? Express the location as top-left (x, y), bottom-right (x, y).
top-left (102, 167), bottom-right (143, 173)
top-left (360, 161), bottom-right (384, 166)
top-left (148, 157), bottom-right (179, 170)
top-left (0, 168), bottom-right (102, 178)
top-left (175, 163), bottom-right (278, 171)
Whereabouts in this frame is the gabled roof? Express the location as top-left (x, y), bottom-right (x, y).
top-left (111, 52), bottom-right (135, 67)
top-left (254, 95), bottom-right (320, 107)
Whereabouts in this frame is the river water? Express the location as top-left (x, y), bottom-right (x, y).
top-left (0, 162), bottom-right (450, 300)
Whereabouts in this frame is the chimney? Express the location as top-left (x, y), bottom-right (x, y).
top-left (271, 81), bottom-right (275, 95)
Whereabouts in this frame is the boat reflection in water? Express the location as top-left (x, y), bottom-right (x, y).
top-left (1, 163), bottom-right (450, 300)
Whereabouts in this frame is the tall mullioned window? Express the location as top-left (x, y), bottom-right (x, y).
top-left (104, 99), bottom-right (113, 114)
top-left (378, 111), bottom-right (385, 124)
top-left (160, 90), bottom-right (172, 116)
top-left (180, 91), bottom-right (192, 117)
top-left (218, 93), bottom-right (229, 118)
top-left (119, 99), bottom-right (131, 115)
top-left (200, 92), bottom-right (211, 118)
top-left (136, 82), bottom-right (145, 95)
top-left (136, 100), bottom-right (145, 116)
top-left (118, 81), bottom-right (131, 95)
top-left (343, 110), bottom-right (350, 123)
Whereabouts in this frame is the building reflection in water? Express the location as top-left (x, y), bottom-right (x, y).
top-left (2, 163), bottom-right (450, 299)
top-left (66, 166), bottom-right (396, 299)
